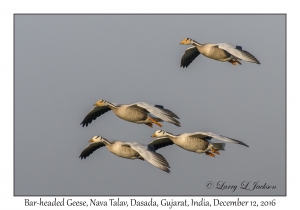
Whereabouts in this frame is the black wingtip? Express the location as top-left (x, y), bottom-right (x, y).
top-left (163, 167), bottom-right (171, 173)
top-left (173, 122), bottom-right (181, 127)
top-left (238, 141), bottom-right (249, 147)
top-left (180, 64), bottom-right (188, 68)
top-left (220, 135), bottom-right (249, 148)
top-left (236, 45), bottom-right (242, 50)
top-left (154, 105), bottom-right (164, 109)
top-left (80, 122), bottom-right (88, 127)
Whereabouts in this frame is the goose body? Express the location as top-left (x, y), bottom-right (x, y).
top-left (105, 141), bottom-right (141, 159)
top-left (80, 100), bottom-right (180, 128)
top-left (151, 130), bottom-right (249, 157)
top-left (79, 136), bottom-right (171, 173)
top-left (168, 133), bottom-right (211, 153)
top-left (180, 38), bottom-right (260, 68)
top-left (110, 105), bottom-right (150, 123)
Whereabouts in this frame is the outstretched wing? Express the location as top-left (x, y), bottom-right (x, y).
top-left (188, 132), bottom-right (249, 147)
top-left (155, 105), bottom-right (180, 119)
top-left (217, 43), bottom-right (260, 64)
top-left (123, 142), bottom-right (171, 173)
top-left (79, 142), bottom-right (105, 159)
top-left (80, 106), bottom-right (111, 127)
top-left (148, 137), bottom-right (174, 150)
top-left (181, 46), bottom-right (201, 68)
top-left (128, 102), bottom-right (181, 127)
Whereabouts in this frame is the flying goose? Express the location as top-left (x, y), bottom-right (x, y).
top-left (151, 130), bottom-right (249, 157)
top-left (79, 135), bottom-right (171, 173)
top-left (80, 100), bottom-right (180, 128)
top-left (179, 38), bottom-right (260, 68)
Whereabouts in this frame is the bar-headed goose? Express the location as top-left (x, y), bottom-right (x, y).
top-left (179, 38), bottom-right (260, 68)
top-left (150, 130), bottom-right (249, 157)
top-left (80, 100), bottom-right (180, 128)
top-left (79, 135), bottom-right (171, 173)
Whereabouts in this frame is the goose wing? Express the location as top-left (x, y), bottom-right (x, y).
top-left (127, 102), bottom-right (180, 126)
top-left (188, 132), bottom-right (249, 147)
top-left (79, 142), bottom-right (105, 159)
top-left (154, 105), bottom-right (180, 119)
top-left (148, 137), bottom-right (174, 150)
top-left (147, 105), bottom-right (171, 122)
top-left (181, 46), bottom-right (201, 68)
top-left (122, 142), bottom-right (171, 173)
top-left (216, 43), bottom-right (260, 64)
top-left (80, 106), bottom-right (111, 127)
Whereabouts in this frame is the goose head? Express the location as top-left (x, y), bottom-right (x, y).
top-left (88, 135), bottom-right (104, 143)
top-left (180, 38), bottom-right (194, 45)
top-left (93, 99), bottom-right (107, 107)
top-left (151, 130), bottom-right (168, 137)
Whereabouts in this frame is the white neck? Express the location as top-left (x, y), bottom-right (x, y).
top-left (164, 132), bottom-right (177, 138)
top-left (192, 39), bottom-right (202, 47)
top-left (104, 100), bottom-right (117, 108)
top-left (101, 137), bottom-right (113, 146)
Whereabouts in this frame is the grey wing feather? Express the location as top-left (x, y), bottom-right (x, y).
top-left (128, 102), bottom-right (181, 126)
top-left (148, 137), bottom-right (174, 150)
top-left (189, 132), bottom-right (249, 147)
top-left (154, 104), bottom-right (179, 119)
top-left (181, 46), bottom-right (201, 68)
top-left (124, 142), bottom-right (171, 173)
top-left (217, 43), bottom-right (260, 64)
top-left (150, 105), bottom-right (166, 121)
top-left (79, 142), bottom-right (105, 159)
top-left (80, 106), bottom-right (111, 127)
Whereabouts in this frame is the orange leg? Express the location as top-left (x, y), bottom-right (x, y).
top-left (228, 59), bottom-right (242, 66)
top-left (148, 117), bottom-right (162, 127)
top-left (205, 152), bottom-right (215, 158)
top-left (228, 59), bottom-right (237, 65)
top-left (145, 123), bottom-right (153, 128)
top-left (211, 149), bottom-right (220, 155)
